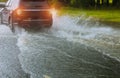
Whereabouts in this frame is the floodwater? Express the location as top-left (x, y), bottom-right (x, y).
top-left (0, 15), bottom-right (120, 78)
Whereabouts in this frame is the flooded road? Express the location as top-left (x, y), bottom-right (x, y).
top-left (0, 26), bottom-right (29, 78)
top-left (0, 16), bottom-right (120, 78)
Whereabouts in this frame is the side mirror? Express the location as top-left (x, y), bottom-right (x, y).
top-left (0, 2), bottom-right (6, 8)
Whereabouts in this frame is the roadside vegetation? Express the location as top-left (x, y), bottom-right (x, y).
top-left (58, 7), bottom-right (120, 23)
top-left (0, 0), bottom-right (7, 2)
top-left (52, 0), bottom-right (120, 26)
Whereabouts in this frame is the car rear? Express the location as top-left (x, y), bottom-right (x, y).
top-left (12, 0), bottom-right (53, 28)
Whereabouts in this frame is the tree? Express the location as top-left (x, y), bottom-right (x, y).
top-left (57, 0), bottom-right (120, 8)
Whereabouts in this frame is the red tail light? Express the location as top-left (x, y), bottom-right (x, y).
top-left (16, 9), bottom-right (22, 16)
top-left (49, 8), bottom-right (57, 15)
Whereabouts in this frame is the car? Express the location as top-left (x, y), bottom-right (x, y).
top-left (0, 0), bottom-right (53, 33)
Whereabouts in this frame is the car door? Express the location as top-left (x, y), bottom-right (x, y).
top-left (2, 0), bottom-right (12, 24)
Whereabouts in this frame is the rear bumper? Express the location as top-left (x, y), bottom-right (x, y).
top-left (13, 18), bottom-right (53, 28)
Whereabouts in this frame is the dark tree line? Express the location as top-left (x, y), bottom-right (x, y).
top-left (57, 0), bottom-right (120, 8)
top-left (1, 0), bottom-right (120, 8)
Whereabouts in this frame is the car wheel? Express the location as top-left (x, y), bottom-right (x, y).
top-left (0, 13), bottom-right (3, 24)
top-left (46, 24), bottom-right (52, 28)
top-left (9, 18), bottom-right (24, 34)
top-left (46, 19), bottom-right (53, 28)
top-left (9, 18), bottom-right (15, 33)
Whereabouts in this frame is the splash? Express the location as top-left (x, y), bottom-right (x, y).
top-left (16, 15), bottom-right (120, 78)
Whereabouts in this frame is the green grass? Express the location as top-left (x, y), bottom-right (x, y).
top-left (0, 0), bottom-right (7, 2)
top-left (58, 7), bottom-right (120, 24)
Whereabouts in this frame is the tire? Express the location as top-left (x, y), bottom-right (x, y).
top-left (46, 19), bottom-right (53, 28)
top-left (46, 24), bottom-right (52, 28)
top-left (9, 18), bottom-right (24, 34)
top-left (9, 18), bottom-right (15, 33)
top-left (0, 13), bottom-right (3, 24)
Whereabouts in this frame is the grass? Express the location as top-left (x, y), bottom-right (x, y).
top-left (0, 0), bottom-right (7, 2)
top-left (58, 7), bottom-right (120, 26)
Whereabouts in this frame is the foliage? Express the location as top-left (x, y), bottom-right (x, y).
top-left (0, 0), bottom-right (7, 2)
top-left (59, 7), bottom-right (120, 23)
top-left (1, 0), bottom-right (120, 8)
top-left (57, 0), bottom-right (120, 8)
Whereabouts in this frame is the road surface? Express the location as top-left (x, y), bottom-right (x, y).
top-left (0, 16), bottom-right (120, 78)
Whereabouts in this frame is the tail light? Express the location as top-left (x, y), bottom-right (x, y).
top-left (49, 8), bottom-right (57, 16)
top-left (15, 9), bottom-right (22, 16)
